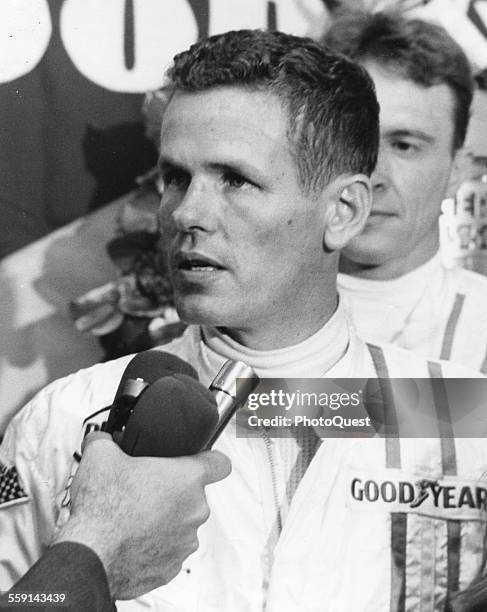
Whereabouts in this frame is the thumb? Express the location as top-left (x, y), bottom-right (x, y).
top-left (81, 431), bottom-right (113, 454)
top-left (196, 450), bottom-right (232, 484)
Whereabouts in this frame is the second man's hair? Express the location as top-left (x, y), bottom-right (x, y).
top-left (321, 11), bottom-right (474, 151)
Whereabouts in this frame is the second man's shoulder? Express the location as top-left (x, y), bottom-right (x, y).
top-left (363, 339), bottom-right (484, 379)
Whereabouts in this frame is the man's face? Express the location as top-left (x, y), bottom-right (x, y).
top-left (158, 87), bottom-right (335, 348)
top-left (342, 61), bottom-right (458, 278)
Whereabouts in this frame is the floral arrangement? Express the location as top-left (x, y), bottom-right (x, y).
top-left (69, 172), bottom-right (186, 359)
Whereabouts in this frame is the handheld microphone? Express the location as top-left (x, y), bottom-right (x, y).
top-left (118, 360), bottom-right (259, 456)
top-left (120, 374), bottom-right (219, 456)
top-left (102, 350), bottom-right (198, 436)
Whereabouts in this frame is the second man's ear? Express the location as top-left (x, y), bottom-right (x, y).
top-left (323, 175), bottom-right (372, 251)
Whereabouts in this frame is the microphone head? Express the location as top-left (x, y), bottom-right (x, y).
top-left (115, 351), bottom-right (198, 396)
top-left (105, 351), bottom-right (198, 435)
top-left (120, 374), bottom-right (219, 457)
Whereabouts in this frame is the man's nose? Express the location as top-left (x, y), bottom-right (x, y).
top-left (171, 182), bottom-right (216, 234)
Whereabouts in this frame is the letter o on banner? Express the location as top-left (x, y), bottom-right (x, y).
top-left (60, 0), bottom-right (198, 92)
top-left (0, 0), bottom-right (52, 83)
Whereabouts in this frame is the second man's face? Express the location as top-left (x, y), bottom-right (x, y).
top-left (158, 87), bottom-right (333, 348)
top-left (342, 60), bottom-right (459, 278)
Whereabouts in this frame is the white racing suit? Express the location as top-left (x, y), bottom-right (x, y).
top-left (1, 325), bottom-right (487, 611)
top-left (339, 255), bottom-right (487, 372)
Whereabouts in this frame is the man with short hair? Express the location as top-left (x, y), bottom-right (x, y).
top-left (322, 11), bottom-right (487, 370)
top-left (2, 29), bottom-right (487, 611)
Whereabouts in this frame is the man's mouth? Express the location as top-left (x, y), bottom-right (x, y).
top-left (174, 252), bottom-right (225, 273)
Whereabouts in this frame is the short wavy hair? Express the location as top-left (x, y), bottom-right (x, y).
top-left (321, 11), bottom-right (474, 151)
top-left (166, 29), bottom-right (379, 194)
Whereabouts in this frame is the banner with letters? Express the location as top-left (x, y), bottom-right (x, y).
top-left (0, 0), bottom-right (327, 257)
top-left (0, 0), bottom-right (485, 258)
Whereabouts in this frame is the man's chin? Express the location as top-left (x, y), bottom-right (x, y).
top-left (174, 297), bottom-right (229, 328)
top-left (342, 235), bottom-right (397, 267)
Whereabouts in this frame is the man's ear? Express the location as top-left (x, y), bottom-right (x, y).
top-left (445, 148), bottom-right (472, 198)
top-left (323, 174), bottom-right (372, 251)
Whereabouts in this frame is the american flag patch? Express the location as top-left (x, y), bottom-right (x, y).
top-left (0, 463), bottom-right (28, 506)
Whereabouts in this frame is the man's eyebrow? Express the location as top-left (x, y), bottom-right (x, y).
top-left (157, 158), bottom-right (267, 183)
top-left (158, 156), bottom-right (182, 173)
top-left (207, 161), bottom-right (266, 183)
top-left (384, 129), bottom-right (435, 143)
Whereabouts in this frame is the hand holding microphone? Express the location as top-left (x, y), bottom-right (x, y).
top-left (54, 432), bottom-right (231, 600)
top-left (58, 350), bottom-right (257, 599)
top-left (103, 350), bottom-right (259, 457)
top-left (32, 351), bottom-right (257, 604)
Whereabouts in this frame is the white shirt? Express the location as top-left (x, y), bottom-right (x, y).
top-left (338, 253), bottom-right (487, 371)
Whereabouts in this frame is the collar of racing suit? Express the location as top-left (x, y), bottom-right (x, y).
top-left (199, 298), bottom-right (350, 379)
top-left (338, 251), bottom-right (443, 345)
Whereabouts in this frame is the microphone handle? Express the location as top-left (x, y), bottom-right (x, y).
top-left (102, 378), bottom-right (149, 434)
top-left (203, 360), bottom-right (259, 450)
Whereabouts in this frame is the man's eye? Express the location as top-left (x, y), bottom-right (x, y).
top-left (222, 171), bottom-right (250, 188)
top-left (392, 141), bottom-right (419, 155)
top-left (162, 169), bottom-right (189, 188)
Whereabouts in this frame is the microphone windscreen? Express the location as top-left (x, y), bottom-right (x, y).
top-left (114, 350), bottom-right (198, 398)
top-left (120, 374), bottom-right (219, 457)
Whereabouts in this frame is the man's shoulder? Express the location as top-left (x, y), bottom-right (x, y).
top-left (445, 264), bottom-right (487, 298)
top-left (26, 355), bottom-right (133, 419)
top-left (1, 328), bottom-right (201, 473)
top-left (362, 339), bottom-right (482, 379)
top-left (61, 327), bottom-right (194, 393)
top-left (7, 328), bottom-right (197, 440)
top-left (1, 356), bottom-right (133, 459)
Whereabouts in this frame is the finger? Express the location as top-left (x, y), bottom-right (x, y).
top-left (81, 431), bottom-right (113, 454)
top-left (196, 450), bottom-right (232, 484)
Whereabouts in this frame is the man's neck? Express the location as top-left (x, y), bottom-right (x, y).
top-left (339, 248), bottom-right (440, 281)
top-left (217, 292), bottom-right (339, 351)
top-left (202, 294), bottom-right (349, 379)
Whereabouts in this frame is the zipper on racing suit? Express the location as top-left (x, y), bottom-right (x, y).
top-left (262, 428), bottom-right (283, 533)
top-left (260, 427), bottom-right (283, 608)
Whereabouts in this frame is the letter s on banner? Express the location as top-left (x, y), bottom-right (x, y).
top-left (60, 0), bottom-right (198, 92)
top-left (0, 0), bottom-right (52, 83)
